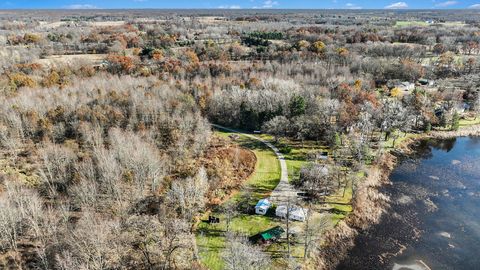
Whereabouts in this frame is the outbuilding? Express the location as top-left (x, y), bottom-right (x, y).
top-left (249, 226), bottom-right (285, 244)
top-left (255, 199), bottom-right (272, 215)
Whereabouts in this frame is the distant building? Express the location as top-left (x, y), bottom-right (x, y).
top-left (395, 81), bottom-right (415, 92)
top-left (387, 80), bottom-right (415, 92)
top-left (418, 78), bottom-right (435, 87)
top-left (255, 199), bottom-right (272, 215)
top-left (455, 102), bottom-right (471, 114)
top-left (435, 102), bottom-right (470, 118)
top-left (316, 151), bottom-right (329, 161)
top-left (93, 60), bottom-right (109, 71)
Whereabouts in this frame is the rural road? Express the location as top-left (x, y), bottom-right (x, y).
top-left (211, 124), bottom-right (298, 204)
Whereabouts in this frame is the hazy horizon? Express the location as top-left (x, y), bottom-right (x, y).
top-left (1, 0), bottom-right (480, 10)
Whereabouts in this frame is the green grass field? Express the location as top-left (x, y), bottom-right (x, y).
top-left (459, 117), bottom-right (480, 127)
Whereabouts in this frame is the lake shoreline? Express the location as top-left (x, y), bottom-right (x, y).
top-left (313, 124), bottom-right (480, 270)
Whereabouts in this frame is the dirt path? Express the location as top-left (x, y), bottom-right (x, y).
top-left (211, 124), bottom-right (298, 204)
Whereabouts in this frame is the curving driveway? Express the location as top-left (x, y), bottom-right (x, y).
top-left (211, 124), bottom-right (298, 204)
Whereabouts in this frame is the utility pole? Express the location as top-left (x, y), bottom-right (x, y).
top-left (303, 202), bottom-right (312, 260)
top-left (286, 197), bottom-right (291, 258)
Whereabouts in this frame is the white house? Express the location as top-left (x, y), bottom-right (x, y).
top-left (455, 102), bottom-right (471, 114)
top-left (395, 81), bottom-right (415, 92)
top-left (275, 205), bottom-right (308, 222)
top-left (418, 78), bottom-right (435, 87)
top-left (255, 199), bottom-right (272, 215)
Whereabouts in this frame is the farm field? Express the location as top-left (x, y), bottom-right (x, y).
top-left (395, 20), bottom-right (466, 27)
top-left (35, 53), bottom-right (107, 66)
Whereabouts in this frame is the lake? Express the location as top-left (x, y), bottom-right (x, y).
top-left (337, 136), bottom-right (480, 270)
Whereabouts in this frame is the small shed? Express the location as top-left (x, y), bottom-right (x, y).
top-left (255, 199), bottom-right (272, 215)
top-left (249, 226), bottom-right (285, 244)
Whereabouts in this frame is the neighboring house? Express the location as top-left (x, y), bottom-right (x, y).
top-left (275, 205), bottom-right (308, 222)
top-left (435, 107), bottom-right (446, 118)
top-left (455, 102), bottom-right (471, 114)
top-left (255, 199), bottom-right (272, 215)
top-left (418, 78), bottom-right (435, 87)
top-left (94, 60), bottom-right (109, 70)
top-left (395, 81), bottom-right (415, 92)
top-left (435, 102), bottom-right (470, 118)
top-left (249, 226), bottom-right (285, 244)
top-left (387, 80), bottom-right (415, 94)
top-left (316, 151), bottom-right (329, 161)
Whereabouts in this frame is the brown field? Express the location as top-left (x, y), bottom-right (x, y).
top-left (35, 54), bottom-right (106, 67)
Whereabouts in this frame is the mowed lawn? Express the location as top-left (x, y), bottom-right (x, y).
top-left (459, 117), bottom-right (480, 127)
top-left (196, 130), bottom-right (282, 270)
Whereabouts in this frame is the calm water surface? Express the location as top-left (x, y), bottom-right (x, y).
top-left (338, 136), bottom-right (480, 270)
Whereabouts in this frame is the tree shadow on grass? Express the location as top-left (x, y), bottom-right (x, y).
top-left (197, 227), bottom-right (225, 238)
top-left (196, 228), bottom-right (226, 251)
top-left (238, 140), bottom-right (270, 151)
top-left (266, 240), bottom-right (305, 259)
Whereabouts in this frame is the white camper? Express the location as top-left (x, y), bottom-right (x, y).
top-left (255, 199), bottom-right (272, 215)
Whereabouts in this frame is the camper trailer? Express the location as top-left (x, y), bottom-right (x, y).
top-left (255, 199), bottom-right (272, 215)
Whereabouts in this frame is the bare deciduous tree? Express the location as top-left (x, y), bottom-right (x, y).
top-left (167, 167), bottom-right (209, 223)
top-left (222, 234), bottom-right (271, 270)
top-left (38, 142), bottom-right (76, 198)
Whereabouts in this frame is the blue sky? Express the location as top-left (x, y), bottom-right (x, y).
top-left (2, 0), bottom-right (480, 9)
